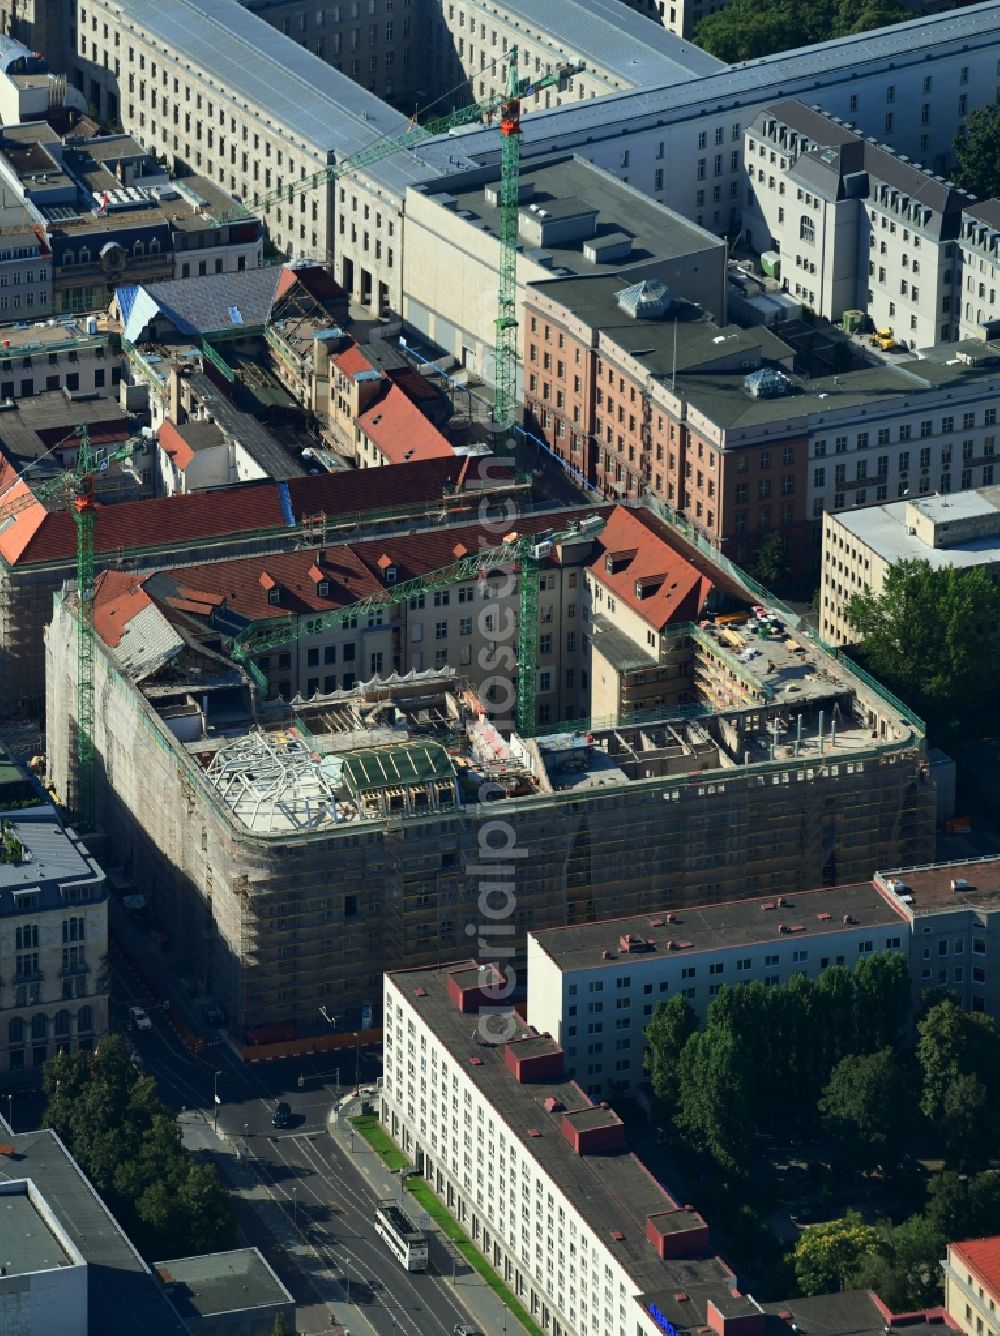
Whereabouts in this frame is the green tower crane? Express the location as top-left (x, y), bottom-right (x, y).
top-left (0, 429), bottom-right (142, 828)
top-left (231, 514), bottom-right (604, 736)
top-left (217, 49), bottom-right (580, 431)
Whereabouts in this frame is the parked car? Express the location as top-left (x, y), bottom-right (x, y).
top-left (454, 1326), bottom-right (483, 1336)
top-left (271, 1101), bottom-right (291, 1129)
top-left (129, 1006), bottom-right (152, 1031)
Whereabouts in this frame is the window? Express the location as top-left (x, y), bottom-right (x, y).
top-left (800, 215), bottom-right (815, 244)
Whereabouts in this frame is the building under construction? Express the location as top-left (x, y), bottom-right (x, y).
top-left (45, 536), bottom-right (935, 1041)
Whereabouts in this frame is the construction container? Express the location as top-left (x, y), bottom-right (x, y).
top-left (760, 250), bottom-right (780, 279)
top-left (842, 309), bottom-right (865, 334)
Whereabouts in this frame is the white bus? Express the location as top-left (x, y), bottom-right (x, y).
top-left (374, 1203), bottom-right (429, 1271)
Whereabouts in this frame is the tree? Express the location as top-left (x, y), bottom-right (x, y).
top-left (42, 1035), bottom-right (235, 1259)
top-left (845, 559), bottom-right (1000, 743)
top-left (917, 1000), bottom-right (1000, 1166)
top-left (750, 532), bottom-right (791, 593)
top-left (674, 1026), bottom-right (755, 1176)
top-left (852, 951), bottom-right (910, 1052)
top-left (644, 995), bottom-right (698, 1109)
top-left (693, 0), bottom-right (909, 62)
top-left (793, 1211), bottom-right (881, 1295)
top-left (955, 104), bottom-right (1000, 201)
top-left (271, 1315), bottom-right (292, 1336)
top-left (852, 1214), bottom-right (945, 1310)
top-left (819, 1048), bottom-right (914, 1170)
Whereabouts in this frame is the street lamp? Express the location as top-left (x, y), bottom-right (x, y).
top-left (291, 1183), bottom-right (298, 1230)
top-left (353, 1031), bottom-right (360, 1093)
top-left (502, 1303), bottom-right (508, 1336)
top-left (213, 1070), bottom-right (221, 1133)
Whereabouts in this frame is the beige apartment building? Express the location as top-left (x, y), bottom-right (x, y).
top-left (621, 0), bottom-right (739, 39)
top-left (402, 153), bottom-right (728, 391)
top-left (820, 484), bottom-right (1000, 645)
top-left (944, 1238), bottom-right (1000, 1336)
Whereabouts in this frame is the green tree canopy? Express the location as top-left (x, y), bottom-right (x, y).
top-left (42, 1036), bottom-right (235, 1259)
top-left (674, 1026), bottom-right (755, 1176)
top-left (644, 994), bottom-right (698, 1109)
top-left (793, 1211), bottom-right (881, 1295)
top-left (819, 1048), bottom-right (915, 1170)
top-left (955, 104), bottom-right (1000, 200)
top-left (917, 999), bottom-right (1000, 1167)
top-left (694, 0), bottom-right (909, 62)
top-left (845, 559), bottom-right (1000, 743)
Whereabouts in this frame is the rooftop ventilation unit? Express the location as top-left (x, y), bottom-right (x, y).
top-left (615, 279), bottom-right (671, 320)
top-left (744, 367), bottom-right (792, 399)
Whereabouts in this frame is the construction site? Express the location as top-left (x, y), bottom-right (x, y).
top-left (43, 521), bottom-right (936, 1044)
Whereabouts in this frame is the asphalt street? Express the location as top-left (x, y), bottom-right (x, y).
top-left (110, 947), bottom-right (484, 1336)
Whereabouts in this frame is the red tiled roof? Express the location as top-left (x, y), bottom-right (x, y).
top-left (151, 546), bottom-right (383, 624)
top-left (92, 570), bottom-right (153, 648)
top-left (357, 384), bottom-right (454, 464)
top-left (158, 420), bottom-right (194, 470)
top-left (0, 467), bottom-right (47, 563)
top-left (333, 344), bottom-right (376, 377)
top-left (386, 365), bottom-right (440, 405)
top-left (0, 456), bottom-right (515, 568)
top-left (951, 1238), bottom-right (1000, 1300)
top-left (350, 507), bottom-right (603, 586)
top-left (587, 506), bottom-right (713, 631)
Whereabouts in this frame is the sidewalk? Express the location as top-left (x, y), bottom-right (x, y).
top-left (328, 1097), bottom-right (531, 1336)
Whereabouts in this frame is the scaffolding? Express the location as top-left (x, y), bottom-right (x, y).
top-left (204, 729), bottom-right (339, 833)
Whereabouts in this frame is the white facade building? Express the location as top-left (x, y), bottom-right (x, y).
top-left (526, 883), bottom-right (908, 1097)
top-left (0, 805), bottom-right (108, 1081)
top-left (743, 100), bottom-right (971, 349)
top-left (382, 961), bottom-right (767, 1336)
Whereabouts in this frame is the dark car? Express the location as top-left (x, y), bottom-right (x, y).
top-left (272, 1101), bottom-right (291, 1129)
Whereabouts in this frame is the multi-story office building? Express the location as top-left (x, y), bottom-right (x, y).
top-left (876, 859), bottom-right (1000, 1020)
top-left (70, 0), bottom-right (1000, 315)
top-left (820, 482), bottom-right (1000, 645)
top-left (944, 1237), bottom-right (1000, 1336)
top-left (526, 268), bottom-right (1000, 566)
top-left (743, 100), bottom-right (971, 349)
top-left (402, 153), bottom-right (727, 391)
top-left (526, 882), bottom-right (909, 1096)
top-left (958, 200), bottom-right (1000, 341)
top-left (0, 797), bottom-right (108, 1081)
top-left (45, 504), bottom-right (934, 1039)
top-left (381, 960), bottom-right (754, 1336)
top-left (73, 0), bottom-right (415, 271)
top-left (0, 202), bottom-right (52, 319)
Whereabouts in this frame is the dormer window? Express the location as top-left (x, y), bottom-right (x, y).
top-left (385, 566), bottom-right (397, 585)
top-left (316, 580), bottom-right (329, 597)
top-left (267, 587), bottom-right (280, 605)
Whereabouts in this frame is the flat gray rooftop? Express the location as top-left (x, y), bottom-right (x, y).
top-left (876, 857), bottom-right (1000, 917)
top-left (1, 1131), bottom-right (185, 1333)
top-left (830, 489), bottom-right (1000, 568)
top-left (0, 808), bottom-right (103, 901)
top-left (0, 1190), bottom-right (72, 1276)
top-left (156, 1248), bottom-right (291, 1319)
top-left (431, 155), bottom-right (723, 283)
top-left (530, 272), bottom-right (784, 377)
top-left (398, 2), bottom-right (1000, 187)
top-left (468, 0), bottom-right (724, 87)
top-left (113, 0), bottom-right (411, 167)
top-left (530, 881), bottom-right (903, 973)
